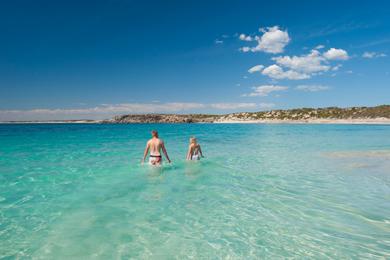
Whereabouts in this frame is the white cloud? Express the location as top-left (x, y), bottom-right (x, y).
top-left (242, 85), bottom-right (288, 97)
top-left (209, 103), bottom-right (257, 109)
top-left (248, 65), bottom-right (264, 73)
top-left (262, 65), bottom-right (310, 80)
top-left (258, 103), bottom-right (275, 109)
top-left (239, 24), bottom-right (349, 80)
top-left (240, 46), bottom-right (251, 52)
top-left (240, 26), bottom-right (290, 54)
top-left (323, 48), bottom-right (349, 60)
top-left (295, 85), bottom-right (329, 92)
top-left (272, 50), bottom-right (330, 74)
top-left (0, 102), bottom-right (263, 121)
top-left (331, 64), bottom-right (342, 71)
top-left (215, 39), bottom-right (223, 44)
top-left (362, 51), bottom-right (386, 58)
top-left (257, 48), bottom-right (349, 80)
top-left (362, 52), bottom-right (375, 58)
top-left (254, 26), bottom-right (290, 53)
top-left (239, 34), bottom-right (253, 41)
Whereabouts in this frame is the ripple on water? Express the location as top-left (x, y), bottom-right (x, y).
top-left (0, 124), bottom-right (390, 258)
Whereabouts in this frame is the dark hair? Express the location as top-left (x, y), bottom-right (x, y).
top-left (151, 130), bottom-right (158, 137)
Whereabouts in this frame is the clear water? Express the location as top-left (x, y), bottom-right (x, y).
top-left (0, 123), bottom-right (389, 259)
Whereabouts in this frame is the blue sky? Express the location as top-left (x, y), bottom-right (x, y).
top-left (0, 0), bottom-right (389, 120)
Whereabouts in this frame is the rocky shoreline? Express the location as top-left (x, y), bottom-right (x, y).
top-left (103, 114), bottom-right (217, 123)
top-left (2, 105), bottom-right (389, 124)
top-left (102, 105), bottom-right (390, 124)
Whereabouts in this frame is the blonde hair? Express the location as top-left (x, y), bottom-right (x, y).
top-left (190, 137), bottom-right (197, 144)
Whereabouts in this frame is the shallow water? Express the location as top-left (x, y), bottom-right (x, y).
top-left (0, 123), bottom-right (389, 258)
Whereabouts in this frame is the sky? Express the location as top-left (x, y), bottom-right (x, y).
top-left (0, 0), bottom-right (389, 120)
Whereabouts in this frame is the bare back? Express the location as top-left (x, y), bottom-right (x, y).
top-left (189, 143), bottom-right (200, 156)
top-left (187, 142), bottom-right (203, 160)
top-left (148, 138), bottom-right (163, 156)
top-left (142, 131), bottom-right (171, 164)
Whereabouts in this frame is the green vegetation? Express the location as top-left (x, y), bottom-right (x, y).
top-left (220, 105), bottom-right (390, 121)
top-left (108, 105), bottom-right (390, 123)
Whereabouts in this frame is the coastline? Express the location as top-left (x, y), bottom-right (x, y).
top-left (1, 105), bottom-right (389, 124)
top-left (0, 120), bottom-right (104, 124)
top-left (213, 118), bottom-right (390, 124)
top-left (1, 118), bottom-right (390, 125)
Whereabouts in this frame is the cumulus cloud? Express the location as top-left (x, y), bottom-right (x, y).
top-left (240, 26), bottom-right (290, 54)
top-left (215, 39), bottom-right (223, 44)
top-left (272, 50), bottom-right (330, 74)
top-left (248, 65), bottom-right (264, 73)
top-left (242, 85), bottom-right (288, 97)
top-left (0, 102), bottom-right (263, 121)
top-left (262, 65), bottom-right (310, 80)
top-left (362, 51), bottom-right (386, 58)
top-left (323, 48), bottom-right (349, 60)
top-left (315, 44), bottom-right (325, 49)
top-left (254, 48), bottom-right (349, 80)
top-left (239, 34), bottom-right (253, 41)
top-left (295, 85), bottom-right (329, 92)
top-left (240, 46), bottom-right (251, 52)
top-left (239, 24), bottom-right (349, 80)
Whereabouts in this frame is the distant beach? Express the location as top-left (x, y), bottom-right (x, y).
top-left (3, 105), bottom-right (389, 125)
top-left (214, 118), bottom-right (390, 124)
top-left (2, 118), bottom-right (390, 124)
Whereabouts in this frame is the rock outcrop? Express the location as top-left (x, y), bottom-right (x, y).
top-left (103, 105), bottom-right (390, 123)
top-left (103, 114), bottom-right (217, 123)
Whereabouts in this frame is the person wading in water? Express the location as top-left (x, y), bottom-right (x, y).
top-left (186, 137), bottom-right (204, 160)
top-left (142, 130), bottom-right (171, 166)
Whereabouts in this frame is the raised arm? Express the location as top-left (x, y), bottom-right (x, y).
top-left (161, 141), bottom-right (171, 163)
top-left (142, 141), bottom-right (150, 164)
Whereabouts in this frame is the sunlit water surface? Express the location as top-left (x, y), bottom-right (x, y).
top-left (0, 123), bottom-right (389, 258)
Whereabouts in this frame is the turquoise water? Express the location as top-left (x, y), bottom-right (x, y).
top-left (0, 123), bottom-right (389, 259)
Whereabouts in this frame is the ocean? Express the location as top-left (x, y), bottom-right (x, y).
top-left (0, 123), bottom-right (389, 258)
